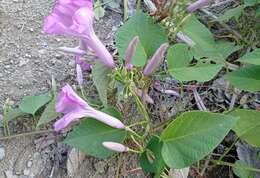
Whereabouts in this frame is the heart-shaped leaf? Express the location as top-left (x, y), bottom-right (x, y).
top-left (161, 111), bottom-right (238, 168)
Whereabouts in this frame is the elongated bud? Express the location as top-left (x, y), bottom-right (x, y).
top-left (76, 64), bottom-right (83, 87)
top-left (143, 43), bottom-right (169, 76)
top-left (58, 47), bottom-right (86, 55)
top-left (125, 36), bottom-right (140, 70)
top-left (187, 0), bottom-right (209, 13)
top-left (102, 142), bottom-right (128, 152)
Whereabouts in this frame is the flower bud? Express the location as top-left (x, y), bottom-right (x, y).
top-left (187, 0), bottom-right (209, 13)
top-left (102, 142), bottom-right (128, 153)
top-left (125, 36), bottom-right (140, 70)
top-left (143, 43), bottom-right (169, 76)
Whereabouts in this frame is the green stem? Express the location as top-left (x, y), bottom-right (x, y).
top-left (0, 129), bottom-right (53, 141)
top-left (128, 120), bottom-right (148, 128)
top-left (128, 148), bottom-right (142, 154)
top-left (136, 0), bottom-right (141, 11)
top-left (217, 137), bottom-right (239, 162)
top-left (126, 127), bottom-right (142, 139)
top-left (173, 14), bottom-right (192, 37)
top-left (124, 0), bottom-right (128, 21)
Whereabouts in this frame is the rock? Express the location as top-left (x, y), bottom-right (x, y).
top-left (27, 160), bottom-right (33, 168)
top-left (4, 170), bottom-right (18, 178)
top-left (0, 146), bottom-right (5, 160)
top-left (23, 169), bottom-right (30, 176)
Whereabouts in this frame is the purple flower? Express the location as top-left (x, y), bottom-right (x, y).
top-left (125, 36), bottom-right (140, 70)
top-left (43, 0), bottom-right (115, 68)
top-left (187, 0), bottom-right (209, 13)
top-left (143, 43), bottom-right (169, 76)
top-left (74, 55), bottom-right (92, 71)
top-left (54, 84), bottom-right (125, 131)
top-left (102, 142), bottom-right (128, 152)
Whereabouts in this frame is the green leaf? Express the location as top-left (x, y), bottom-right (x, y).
top-left (4, 108), bottom-right (25, 122)
top-left (92, 61), bottom-right (111, 107)
top-left (64, 108), bottom-right (126, 159)
top-left (140, 136), bottom-right (165, 174)
top-left (169, 63), bottom-right (223, 82)
top-left (19, 94), bottom-right (51, 115)
top-left (214, 40), bottom-right (242, 60)
top-left (233, 160), bottom-right (255, 178)
top-left (225, 65), bottom-right (260, 92)
top-left (182, 15), bottom-right (215, 50)
top-left (167, 43), bottom-right (193, 69)
top-left (94, 1), bottom-right (105, 20)
top-left (116, 12), bottom-right (167, 67)
top-left (160, 111), bottom-right (238, 168)
top-left (218, 6), bottom-right (244, 22)
top-left (229, 109), bottom-right (260, 147)
top-left (244, 0), bottom-right (260, 6)
top-left (182, 16), bottom-right (241, 60)
top-left (238, 48), bottom-right (260, 65)
top-left (37, 96), bottom-right (60, 127)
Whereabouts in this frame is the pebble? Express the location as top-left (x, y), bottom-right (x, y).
top-left (27, 160), bottom-right (33, 168)
top-left (0, 146), bottom-right (5, 160)
top-left (4, 170), bottom-right (18, 178)
top-left (23, 169), bottom-right (30, 176)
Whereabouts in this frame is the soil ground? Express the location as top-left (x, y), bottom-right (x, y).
top-left (0, 0), bottom-right (145, 177)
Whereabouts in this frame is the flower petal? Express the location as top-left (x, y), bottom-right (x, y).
top-left (54, 110), bottom-right (87, 131)
top-left (86, 107), bottom-right (125, 129)
top-left (56, 84), bottom-right (89, 113)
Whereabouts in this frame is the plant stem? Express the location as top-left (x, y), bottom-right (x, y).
top-left (124, 0), bottom-right (128, 21)
top-left (125, 127), bottom-right (142, 139)
top-left (128, 120), bottom-right (148, 128)
top-left (218, 137), bottom-right (239, 162)
top-left (136, 0), bottom-right (141, 11)
top-left (0, 129), bottom-right (53, 141)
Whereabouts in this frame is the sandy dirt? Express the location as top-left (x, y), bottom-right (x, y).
top-left (0, 0), bottom-right (145, 177)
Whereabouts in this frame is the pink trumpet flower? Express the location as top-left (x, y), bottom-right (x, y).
top-left (43, 0), bottom-right (115, 68)
top-left (125, 36), bottom-right (140, 70)
top-left (143, 43), bottom-right (169, 76)
top-left (187, 0), bottom-right (209, 13)
top-left (54, 84), bottom-right (125, 131)
top-left (102, 142), bottom-right (128, 153)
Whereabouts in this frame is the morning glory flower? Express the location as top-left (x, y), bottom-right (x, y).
top-left (125, 36), bottom-right (140, 70)
top-left (54, 84), bottom-right (125, 131)
top-left (187, 0), bottom-right (209, 13)
top-left (143, 43), bottom-right (169, 76)
top-left (102, 142), bottom-right (128, 152)
top-left (43, 0), bottom-right (115, 68)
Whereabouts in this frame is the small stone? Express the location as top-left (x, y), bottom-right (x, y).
top-left (0, 146), bottom-right (5, 160)
top-left (23, 169), bottom-right (30, 176)
top-left (55, 53), bottom-right (63, 59)
top-left (4, 170), bottom-right (18, 178)
top-left (27, 161), bottom-right (33, 168)
top-left (38, 49), bottom-right (46, 55)
top-left (29, 28), bottom-right (34, 32)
